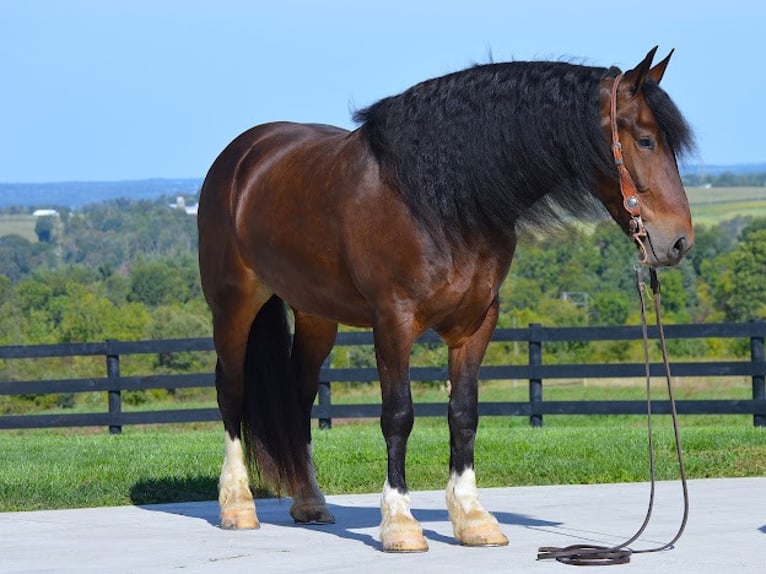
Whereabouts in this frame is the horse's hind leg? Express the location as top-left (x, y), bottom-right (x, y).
top-left (212, 285), bottom-right (271, 530)
top-left (288, 310), bottom-right (338, 524)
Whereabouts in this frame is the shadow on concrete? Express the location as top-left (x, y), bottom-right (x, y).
top-left (136, 494), bottom-right (562, 551)
top-left (129, 477), bottom-right (218, 506)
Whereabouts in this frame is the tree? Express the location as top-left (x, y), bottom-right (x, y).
top-left (688, 223), bottom-right (734, 275)
top-left (590, 222), bottom-right (640, 294)
top-left (590, 291), bottom-right (631, 326)
top-left (654, 267), bottom-right (691, 320)
top-left (34, 215), bottom-right (58, 244)
top-left (146, 303), bottom-right (213, 372)
top-left (711, 227), bottom-right (766, 322)
top-left (0, 236), bottom-right (34, 282)
top-left (127, 257), bottom-right (199, 307)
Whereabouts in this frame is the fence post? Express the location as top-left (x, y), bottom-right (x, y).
top-left (106, 340), bottom-right (122, 434)
top-left (318, 357), bottom-right (332, 429)
top-left (528, 323), bottom-right (543, 427)
top-left (751, 325), bottom-right (765, 428)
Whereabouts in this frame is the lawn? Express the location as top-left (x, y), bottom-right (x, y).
top-left (1, 413), bottom-right (763, 513)
top-left (0, 214), bottom-right (38, 242)
top-left (686, 185), bottom-right (766, 225)
top-left (1, 373), bottom-right (763, 512)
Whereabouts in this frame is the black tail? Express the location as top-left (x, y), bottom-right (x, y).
top-left (241, 295), bottom-right (309, 495)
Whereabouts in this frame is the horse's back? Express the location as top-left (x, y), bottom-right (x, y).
top-left (197, 121), bottom-right (383, 324)
top-left (200, 122), bottom-right (349, 202)
top-left (199, 121), bottom-right (355, 247)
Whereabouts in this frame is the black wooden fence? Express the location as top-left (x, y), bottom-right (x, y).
top-left (0, 321), bottom-right (764, 432)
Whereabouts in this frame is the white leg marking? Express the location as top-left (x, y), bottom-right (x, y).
top-left (446, 468), bottom-right (508, 546)
top-left (218, 433), bottom-right (257, 529)
top-left (381, 480), bottom-right (415, 522)
top-left (446, 468), bottom-right (482, 516)
top-left (220, 433), bottom-right (250, 502)
top-left (379, 480), bottom-right (428, 552)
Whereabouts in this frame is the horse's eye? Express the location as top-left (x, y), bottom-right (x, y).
top-left (637, 137), bottom-right (655, 150)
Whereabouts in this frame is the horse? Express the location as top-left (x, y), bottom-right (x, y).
top-left (197, 46), bottom-right (694, 552)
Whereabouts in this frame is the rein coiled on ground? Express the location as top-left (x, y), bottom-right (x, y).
top-left (537, 267), bottom-right (690, 566)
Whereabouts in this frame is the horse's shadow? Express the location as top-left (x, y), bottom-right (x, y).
top-left (133, 481), bottom-right (561, 551)
top-left (300, 503), bottom-right (562, 550)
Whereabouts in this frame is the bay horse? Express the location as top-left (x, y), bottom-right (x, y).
top-left (197, 47), bottom-right (694, 552)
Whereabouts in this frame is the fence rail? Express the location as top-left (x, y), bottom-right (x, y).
top-left (1, 321), bottom-right (764, 432)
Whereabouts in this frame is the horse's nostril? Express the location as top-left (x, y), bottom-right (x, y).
top-left (671, 236), bottom-right (689, 261)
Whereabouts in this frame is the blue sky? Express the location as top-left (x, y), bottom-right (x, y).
top-left (1, 1), bottom-right (763, 183)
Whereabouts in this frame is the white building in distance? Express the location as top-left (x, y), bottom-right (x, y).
top-left (169, 196), bottom-right (198, 215)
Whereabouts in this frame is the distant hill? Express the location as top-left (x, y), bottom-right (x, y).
top-left (0, 163), bottom-right (764, 210)
top-left (681, 162), bottom-right (766, 177)
top-left (0, 178), bottom-right (202, 209)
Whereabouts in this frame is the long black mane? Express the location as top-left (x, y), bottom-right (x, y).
top-left (353, 61), bottom-right (693, 240)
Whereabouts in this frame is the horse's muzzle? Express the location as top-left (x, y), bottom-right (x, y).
top-left (646, 231), bottom-right (694, 267)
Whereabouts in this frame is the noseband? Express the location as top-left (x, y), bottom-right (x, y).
top-left (610, 73), bottom-right (649, 264)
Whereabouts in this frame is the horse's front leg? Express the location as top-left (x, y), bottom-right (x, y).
top-left (374, 316), bottom-right (428, 553)
top-left (445, 300), bottom-right (509, 547)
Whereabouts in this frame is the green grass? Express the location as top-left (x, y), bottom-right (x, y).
top-left (1, 415), bottom-right (763, 513)
top-left (2, 377), bottom-right (760, 513)
top-left (0, 214), bottom-right (37, 242)
top-left (686, 186), bottom-right (766, 225)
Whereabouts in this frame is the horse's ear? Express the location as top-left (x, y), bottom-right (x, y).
top-left (623, 46), bottom-right (659, 95)
top-left (648, 49), bottom-right (674, 85)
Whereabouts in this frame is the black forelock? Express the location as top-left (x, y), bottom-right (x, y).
top-left (642, 79), bottom-right (696, 160)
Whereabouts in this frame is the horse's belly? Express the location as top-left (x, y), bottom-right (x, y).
top-left (246, 239), bottom-right (374, 327)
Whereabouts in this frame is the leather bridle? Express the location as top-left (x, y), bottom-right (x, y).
top-left (610, 73), bottom-right (650, 264)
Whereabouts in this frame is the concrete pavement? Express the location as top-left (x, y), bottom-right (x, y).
top-left (2, 478), bottom-right (764, 573)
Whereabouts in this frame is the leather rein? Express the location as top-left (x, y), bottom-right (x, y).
top-left (536, 73), bottom-right (690, 566)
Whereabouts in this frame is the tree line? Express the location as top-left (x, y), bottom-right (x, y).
top-left (0, 196), bottom-right (764, 343)
top-left (0, 199), bottom-right (766, 344)
top-left (681, 170), bottom-right (766, 188)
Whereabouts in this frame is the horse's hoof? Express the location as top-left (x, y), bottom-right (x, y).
top-left (290, 502), bottom-right (336, 524)
top-left (381, 535), bottom-right (429, 553)
top-left (453, 509), bottom-right (508, 547)
top-left (458, 529), bottom-right (509, 547)
top-left (380, 515), bottom-right (429, 552)
top-left (220, 508), bottom-right (260, 530)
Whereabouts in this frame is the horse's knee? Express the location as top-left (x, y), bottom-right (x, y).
top-left (448, 394), bottom-right (479, 431)
top-left (381, 401), bottom-right (415, 438)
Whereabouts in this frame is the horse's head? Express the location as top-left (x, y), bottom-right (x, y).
top-left (598, 47), bottom-right (695, 267)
